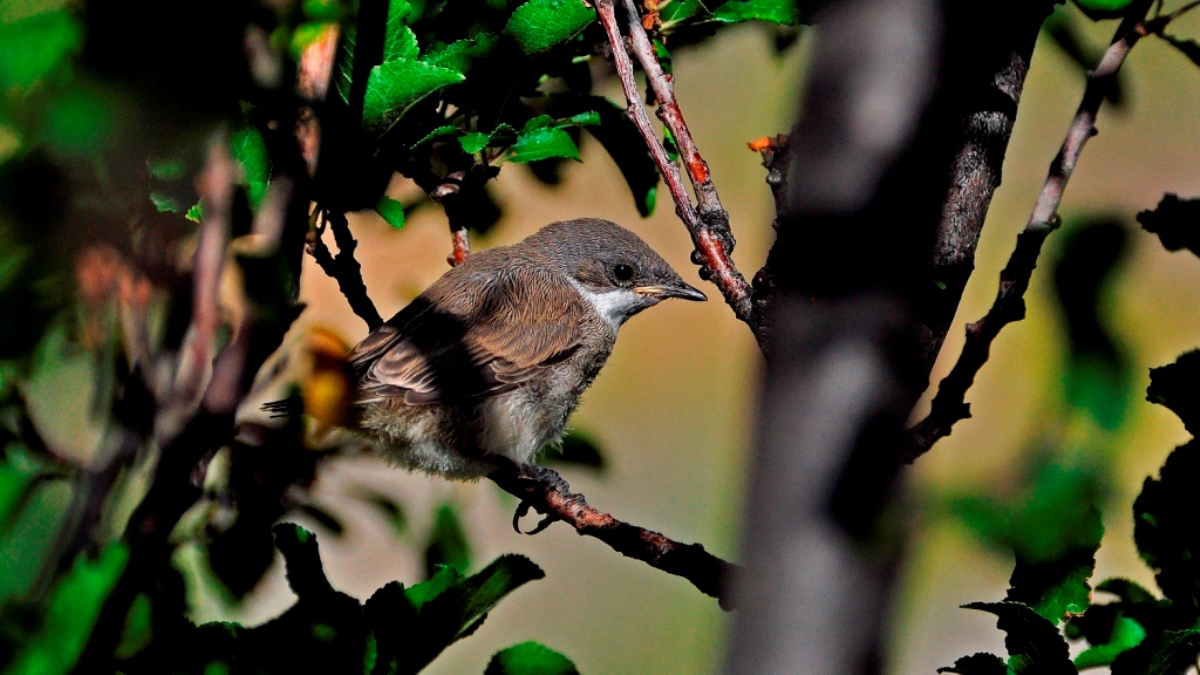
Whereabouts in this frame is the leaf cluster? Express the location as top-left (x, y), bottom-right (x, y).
top-left (943, 187), bottom-right (1200, 674)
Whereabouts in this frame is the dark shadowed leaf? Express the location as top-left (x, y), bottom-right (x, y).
top-left (1132, 440), bottom-right (1200, 613)
top-left (1074, 614), bottom-right (1147, 669)
top-left (543, 428), bottom-right (606, 471)
top-left (937, 653), bottom-right (1007, 675)
top-left (964, 602), bottom-right (1077, 675)
top-left (231, 127), bottom-right (270, 209)
top-left (1111, 629), bottom-right (1200, 675)
top-left (375, 195), bottom-right (407, 230)
top-left (298, 502), bottom-right (346, 535)
top-left (1159, 34), bottom-right (1200, 68)
top-left (505, 0), bottom-right (595, 53)
top-left (424, 502), bottom-right (471, 577)
top-left (581, 97), bottom-right (658, 216)
top-left (356, 488), bottom-right (408, 536)
top-left (363, 59), bottom-right (464, 122)
top-left (424, 34), bottom-right (500, 73)
top-left (485, 641), bottom-right (579, 675)
top-left (1096, 578), bottom-right (1157, 606)
top-left (6, 543), bottom-right (129, 673)
top-left (1138, 193), bottom-right (1200, 258)
top-left (1147, 351), bottom-right (1200, 435)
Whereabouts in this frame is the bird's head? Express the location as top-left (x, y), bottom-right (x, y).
top-left (521, 218), bottom-right (706, 328)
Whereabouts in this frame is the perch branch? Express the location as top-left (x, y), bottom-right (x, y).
top-left (487, 458), bottom-right (737, 609)
top-left (309, 210), bottom-right (384, 330)
top-left (307, 205), bottom-right (740, 607)
top-left (904, 4), bottom-right (1158, 461)
top-left (593, 0), bottom-right (759, 344)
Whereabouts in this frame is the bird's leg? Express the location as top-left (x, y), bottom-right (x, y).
top-left (485, 456), bottom-right (565, 534)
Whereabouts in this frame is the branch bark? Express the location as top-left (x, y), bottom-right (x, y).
top-left (593, 0), bottom-right (760, 345)
top-left (309, 210), bottom-right (384, 331)
top-left (488, 460), bottom-right (737, 608)
top-left (906, 0), bottom-right (1160, 460)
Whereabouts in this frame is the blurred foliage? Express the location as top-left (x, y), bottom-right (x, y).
top-left (943, 184), bottom-right (1200, 672)
top-left (0, 0), bottom-right (801, 670)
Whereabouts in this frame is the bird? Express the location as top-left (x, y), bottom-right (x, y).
top-left (344, 217), bottom-right (706, 480)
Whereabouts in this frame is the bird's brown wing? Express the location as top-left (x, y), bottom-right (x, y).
top-left (349, 266), bottom-right (586, 404)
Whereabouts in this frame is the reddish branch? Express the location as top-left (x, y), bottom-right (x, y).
top-left (593, 0), bottom-right (758, 344)
top-left (904, 3), bottom-right (1163, 461)
top-left (488, 459), bottom-right (737, 609)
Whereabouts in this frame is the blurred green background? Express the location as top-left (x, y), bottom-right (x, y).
top-left (5, 2), bottom-right (1200, 672)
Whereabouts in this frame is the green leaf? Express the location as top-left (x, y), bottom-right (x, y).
top-left (522, 114), bottom-right (554, 132)
top-left (375, 196), bottom-right (407, 230)
top-left (423, 34), bottom-right (499, 73)
top-left (0, 11), bottom-right (81, 89)
top-left (963, 602), bottom-right (1076, 675)
top-left (459, 132), bottom-right (492, 154)
top-left (421, 554), bottom-right (544, 644)
top-left (186, 202), bottom-right (204, 222)
top-left (663, 127), bottom-right (680, 163)
top-left (711, 0), bottom-right (796, 25)
top-left (7, 543), bottom-right (130, 675)
top-left (42, 88), bottom-right (113, 154)
top-left (405, 565), bottom-right (461, 611)
top-left (150, 192), bottom-right (182, 213)
top-left (1075, 616), bottom-right (1147, 669)
top-left (485, 641), bottom-right (579, 675)
top-left (424, 502), bottom-right (471, 577)
top-left (231, 127), bottom-right (270, 209)
top-left (304, 0), bottom-right (344, 20)
top-left (558, 111), bottom-right (600, 128)
top-left (509, 127), bottom-right (580, 163)
top-left (1072, 0), bottom-right (1135, 20)
top-left (937, 653), bottom-right (1007, 675)
top-left (147, 158), bottom-right (185, 180)
top-left (1133, 439), bottom-right (1200, 613)
top-left (382, 0), bottom-right (418, 62)
top-left (412, 124), bottom-right (464, 147)
top-left (362, 59), bottom-right (464, 122)
top-left (1138, 193), bottom-right (1200, 259)
top-left (1111, 629), bottom-right (1200, 675)
top-left (659, 0), bottom-right (704, 24)
top-left (505, 0), bottom-right (596, 54)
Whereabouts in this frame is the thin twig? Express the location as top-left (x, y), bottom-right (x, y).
top-left (309, 210), bottom-right (384, 330)
top-left (904, 3), bottom-right (1155, 461)
top-left (593, 0), bottom-right (759, 344)
top-left (487, 458), bottom-right (737, 609)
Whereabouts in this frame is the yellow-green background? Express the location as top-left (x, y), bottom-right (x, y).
top-left (182, 8), bottom-right (1200, 672)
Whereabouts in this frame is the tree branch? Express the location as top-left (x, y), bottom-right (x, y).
top-left (309, 210), bottom-right (383, 330)
top-left (487, 459), bottom-right (737, 609)
top-left (593, 0), bottom-right (760, 346)
top-left (919, 2), bottom-right (1053, 372)
top-left (904, 1), bottom-right (1159, 461)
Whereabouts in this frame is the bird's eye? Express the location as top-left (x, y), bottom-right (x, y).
top-left (612, 263), bottom-right (635, 282)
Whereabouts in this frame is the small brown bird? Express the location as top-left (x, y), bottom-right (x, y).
top-left (347, 218), bottom-right (706, 479)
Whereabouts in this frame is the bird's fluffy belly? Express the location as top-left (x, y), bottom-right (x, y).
top-left (357, 386), bottom-right (571, 480)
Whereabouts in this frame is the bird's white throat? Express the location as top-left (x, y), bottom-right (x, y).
top-left (568, 280), bottom-right (642, 329)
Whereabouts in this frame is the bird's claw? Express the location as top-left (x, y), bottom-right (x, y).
top-left (512, 499), bottom-right (555, 535)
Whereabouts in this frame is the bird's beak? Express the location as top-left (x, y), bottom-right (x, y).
top-left (633, 282), bottom-right (707, 302)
